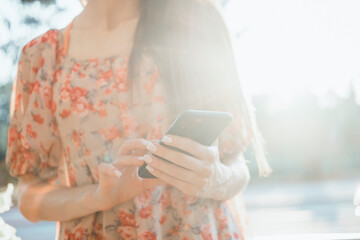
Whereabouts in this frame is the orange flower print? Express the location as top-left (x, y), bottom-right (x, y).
top-left (183, 224), bottom-right (191, 230)
top-left (20, 133), bottom-right (30, 150)
top-left (99, 126), bottom-right (122, 141)
top-left (94, 223), bottom-right (103, 239)
top-left (60, 78), bottom-right (71, 100)
top-left (88, 58), bottom-right (99, 68)
top-left (214, 207), bottom-right (228, 231)
top-left (114, 64), bottom-right (128, 92)
top-left (32, 67), bottom-right (38, 75)
top-left (138, 230), bottom-right (156, 240)
top-left (26, 124), bottom-right (37, 139)
top-left (64, 224), bottom-right (86, 240)
top-left (32, 114), bottom-right (44, 124)
top-left (233, 232), bottom-right (241, 239)
top-left (60, 109), bottom-right (71, 118)
top-left (201, 224), bottom-right (214, 240)
top-left (118, 102), bottom-right (129, 111)
top-left (64, 146), bottom-right (77, 187)
top-left (84, 148), bottom-right (91, 157)
top-left (70, 87), bottom-right (92, 116)
top-left (98, 108), bottom-right (107, 117)
top-left (70, 86), bottom-right (87, 100)
top-left (116, 226), bottom-right (137, 240)
top-left (7, 127), bottom-right (19, 147)
top-left (72, 130), bottom-right (81, 150)
top-left (72, 63), bottom-right (81, 73)
top-left (13, 93), bottom-right (21, 113)
top-left (159, 189), bottom-right (171, 210)
top-left (72, 97), bottom-right (90, 115)
top-left (52, 102), bottom-right (57, 114)
top-left (139, 205), bottom-right (153, 219)
top-left (136, 189), bottom-right (152, 207)
top-left (95, 101), bottom-right (107, 117)
top-left (42, 85), bottom-right (54, 110)
top-left (168, 225), bottom-right (180, 237)
top-left (121, 113), bottom-right (134, 137)
top-left (41, 29), bottom-right (57, 47)
top-left (22, 38), bottom-right (38, 52)
top-left (148, 124), bottom-right (162, 140)
top-left (116, 209), bottom-right (138, 228)
top-left (97, 69), bottom-right (113, 87)
top-left (104, 87), bottom-right (113, 95)
top-left (22, 150), bottom-right (35, 167)
top-left (29, 80), bottom-right (40, 94)
top-left (33, 100), bottom-right (39, 108)
top-left (159, 215), bottom-right (167, 225)
top-left (39, 57), bottom-right (45, 67)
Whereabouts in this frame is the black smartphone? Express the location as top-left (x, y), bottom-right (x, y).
top-left (138, 109), bottom-right (233, 178)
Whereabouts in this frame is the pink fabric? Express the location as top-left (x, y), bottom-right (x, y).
top-left (6, 28), bottom-right (250, 240)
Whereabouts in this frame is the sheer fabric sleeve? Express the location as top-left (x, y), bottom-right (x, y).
top-left (5, 43), bottom-right (61, 180)
top-left (216, 93), bottom-right (253, 164)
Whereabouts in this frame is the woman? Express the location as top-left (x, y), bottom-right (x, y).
top-left (6, 0), bottom-right (272, 239)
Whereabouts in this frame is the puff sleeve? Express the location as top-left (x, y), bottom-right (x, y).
top-left (5, 42), bottom-right (61, 180)
top-left (216, 93), bottom-right (253, 164)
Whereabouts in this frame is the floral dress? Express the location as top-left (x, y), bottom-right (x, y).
top-left (5, 19), bottom-right (251, 240)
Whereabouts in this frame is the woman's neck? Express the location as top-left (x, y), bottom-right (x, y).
top-left (73, 0), bottom-right (140, 32)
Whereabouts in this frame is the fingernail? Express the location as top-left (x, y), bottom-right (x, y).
top-left (146, 143), bottom-right (158, 152)
top-left (137, 156), bottom-right (145, 161)
top-left (114, 170), bottom-right (122, 178)
top-left (138, 155), bottom-right (152, 164)
top-left (146, 165), bottom-right (155, 172)
top-left (162, 135), bottom-right (173, 144)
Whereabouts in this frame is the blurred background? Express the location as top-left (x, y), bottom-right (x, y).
top-left (0, 0), bottom-right (359, 239)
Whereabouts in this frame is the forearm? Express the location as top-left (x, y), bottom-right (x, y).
top-left (213, 155), bottom-right (250, 201)
top-left (18, 175), bottom-right (100, 222)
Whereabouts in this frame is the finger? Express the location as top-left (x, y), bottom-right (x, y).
top-left (145, 165), bottom-right (197, 196)
top-left (113, 155), bottom-right (145, 169)
top-left (142, 154), bottom-right (207, 187)
top-left (151, 139), bottom-right (161, 145)
top-left (161, 134), bottom-right (215, 161)
top-left (118, 138), bottom-right (154, 156)
top-left (98, 163), bottom-right (122, 178)
top-left (146, 143), bottom-right (207, 174)
top-left (141, 178), bottom-right (167, 190)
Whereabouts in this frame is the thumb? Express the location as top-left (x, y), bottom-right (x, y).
top-left (98, 162), bottom-right (122, 179)
top-left (113, 155), bottom-right (145, 170)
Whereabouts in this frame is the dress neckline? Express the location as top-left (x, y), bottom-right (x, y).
top-left (59, 18), bottom-right (130, 64)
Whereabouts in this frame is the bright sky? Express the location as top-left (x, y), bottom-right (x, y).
top-left (224, 0), bottom-right (360, 102)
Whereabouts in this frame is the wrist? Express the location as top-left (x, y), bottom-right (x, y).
top-left (84, 184), bottom-right (105, 212)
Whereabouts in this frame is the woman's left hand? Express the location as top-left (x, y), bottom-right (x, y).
top-left (138, 134), bottom-right (233, 199)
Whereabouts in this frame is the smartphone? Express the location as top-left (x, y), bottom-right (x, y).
top-left (138, 109), bottom-right (233, 178)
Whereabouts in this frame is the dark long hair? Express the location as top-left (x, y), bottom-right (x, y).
top-left (84, 0), bottom-right (272, 176)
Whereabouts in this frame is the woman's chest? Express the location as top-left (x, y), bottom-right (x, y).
top-left (53, 59), bottom-right (153, 140)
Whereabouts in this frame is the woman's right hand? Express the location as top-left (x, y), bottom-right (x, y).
top-left (93, 138), bottom-right (166, 211)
